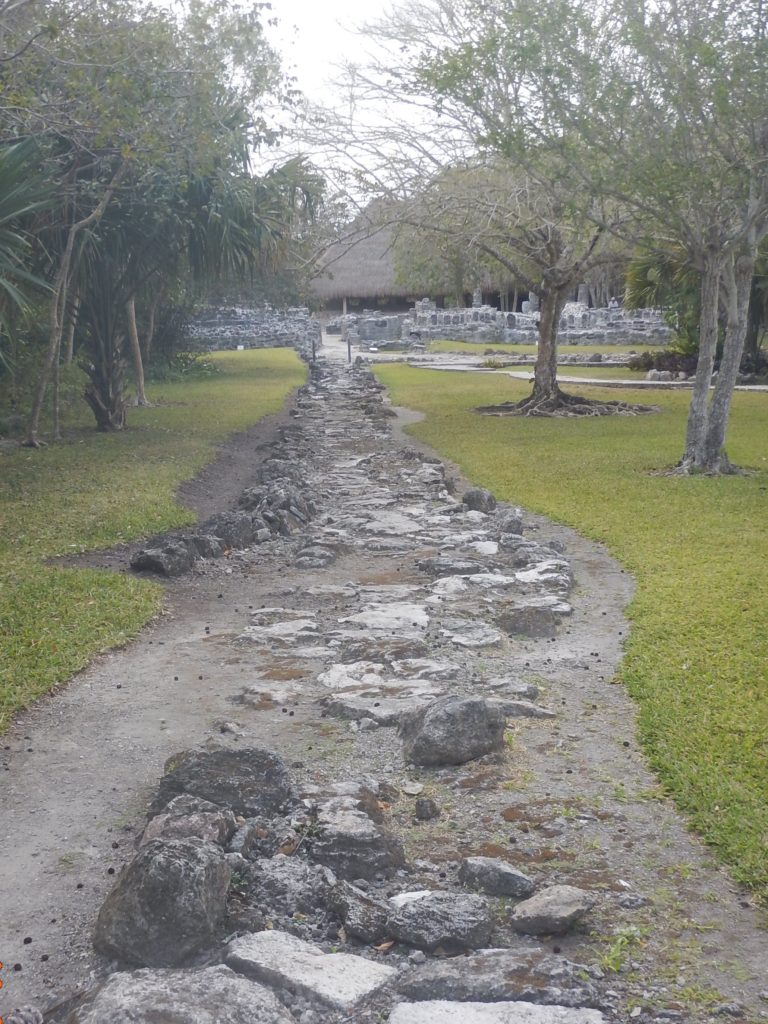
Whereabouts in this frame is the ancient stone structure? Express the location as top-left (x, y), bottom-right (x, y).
top-left (328, 297), bottom-right (672, 350)
top-left (405, 298), bottom-right (672, 346)
top-left (185, 305), bottom-right (321, 358)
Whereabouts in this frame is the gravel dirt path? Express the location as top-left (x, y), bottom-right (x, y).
top-left (1, 348), bottom-right (766, 1023)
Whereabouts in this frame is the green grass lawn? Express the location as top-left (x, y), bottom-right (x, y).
top-left (553, 366), bottom-right (648, 380)
top-left (0, 349), bottom-right (306, 730)
top-left (491, 365), bottom-right (648, 380)
top-left (375, 365), bottom-right (768, 900)
top-left (427, 339), bottom-right (640, 355)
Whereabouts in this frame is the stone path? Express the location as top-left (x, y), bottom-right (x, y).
top-left (1, 357), bottom-right (767, 1024)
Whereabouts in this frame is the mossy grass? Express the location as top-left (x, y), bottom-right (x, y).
top-left (375, 364), bottom-right (768, 900)
top-left (0, 349), bottom-right (306, 729)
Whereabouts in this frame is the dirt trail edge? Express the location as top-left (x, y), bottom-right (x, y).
top-left (0, 358), bottom-right (766, 1024)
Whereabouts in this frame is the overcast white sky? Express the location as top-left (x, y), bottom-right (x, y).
top-left (265, 0), bottom-right (390, 109)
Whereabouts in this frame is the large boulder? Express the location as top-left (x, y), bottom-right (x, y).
top-left (93, 838), bottom-right (230, 966)
top-left (200, 511), bottom-right (263, 548)
top-left (68, 965), bottom-right (293, 1024)
top-left (330, 881), bottom-right (390, 944)
top-left (141, 795), bottom-right (237, 848)
top-left (462, 487), bottom-right (497, 513)
top-left (249, 855), bottom-right (335, 914)
top-left (180, 533), bottom-right (225, 559)
top-left (149, 748), bottom-right (297, 818)
top-left (130, 543), bottom-right (193, 577)
top-left (399, 696), bottom-right (506, 766)
top-left (387, 891), bottom-right (493, 952)
top-left (459, 857), bottom-right (535, 898)
top-left (308, 797), bottom-right (406, 880)
top-left (510, 885), bottom-right (595, 936)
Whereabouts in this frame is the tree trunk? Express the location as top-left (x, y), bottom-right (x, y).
top-left (82, 334), bottom-right (127, 431)
top-left (63, 290), bottom-right (79, 365)
top-left (682, 249), bottom-right (721, 467)
top-left (743, 284), bottom-right (761, 367)
top-left (142, 293), bottom-right (160, 361)
top-left (25, 267), bottom-right (71, 446)
top-left (532, 285), bottom-right (568, 403)
top-left (702, 246), bottom-right (755, 471)
top-left (126, 296), bottom-right (150, 406)
top-left (25, 162), bottom-right (128, 447)
top-left (52, 350), bottom-right (61, 441)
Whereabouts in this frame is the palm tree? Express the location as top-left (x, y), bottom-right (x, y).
top-left (0, 139), bottom-right (52, 372)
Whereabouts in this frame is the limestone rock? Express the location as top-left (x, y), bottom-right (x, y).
top-left (4, 1010), bottom-right (43, 1024)
top-left (150, 747), bottom-right (296, 818)
top-left (495, 508), bottom-right (524, 535)
top-left (387, 891), bottom-right (493, 952)
top-left (396, 949), bottom-right (603, 1008)
top-left (496, 605), bottom-right (559, 639)
top-left (250, 855), bottom-right (334, 914)
top-left (330, 880), bottom-right (390, 944)
top-left (463, 487), bottom-right (497, 513)
top-left (459, 857), bottom-right (535, 898)
top-left (226, 930), bottom-right (398, 1009)
top-left (321, 693), bottom-right (436, 727)
top-left (130, 543), bottom-right (193, 577)
top-left (490, 699), bottom-right (556, 721)
top-left (389, 1001), bottom-right (605, 1023)
top-left (510, 885), bottom-right (595, 936)
top-left (180, 533), bottom-right (225, 559)
top-left (69, 964), bottom-right (293, 1024)
top-left (399, 696), bottom-right (506, 766)
top-left (414, 797), bottom-right (440, 821)
top-left (141, 798), bottom-right (237, 848)
top-left (200, 510), bottom-right (261, 548)
top-left (339, 601), bottom-right (429, 637)
top-left (93, 838), bottom-right (230, 966)
top-left (309, 797), bottom-right (406, 880)
top-left (417, 556), bottom-right (487, 577)
top-left (438, 618), bottom-right (504, 649)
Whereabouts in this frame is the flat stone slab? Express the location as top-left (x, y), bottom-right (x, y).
top-left (322, 693), bottom-right (439, 726)
top-left (318, 661), bottom-right (389, 690)
top-left (388, 1002), bottom-right (605, 1023)
top-left (396, 948), bottom-right (601, 1007)
top-left (226, 930), bottom-right (398, 1009)
top-left (70, 965), bottom-right (293, 1024)
top-left (340, 602), bottom-right (430, 636)
top-left (238, 619), bottom-right (319, 645)
top-left (362, 510), bottom-right (423, 534)
top-left (439, 619), bottom-right (503, 649)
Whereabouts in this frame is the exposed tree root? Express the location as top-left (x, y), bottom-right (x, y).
top-left (475, 389), bottom-right (659, 418)
top-left (658, 455), bottom-right (750, 477)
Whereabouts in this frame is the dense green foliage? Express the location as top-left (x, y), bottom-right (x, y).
top-left (0, 349), bottom-right (306, 729)
top-left (0, 0), bottom-right (323, 436)
top-left (375, 364), bottom-right (768, 899)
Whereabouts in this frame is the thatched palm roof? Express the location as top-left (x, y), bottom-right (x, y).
top-left (310, 217), bottom-right (410, 302)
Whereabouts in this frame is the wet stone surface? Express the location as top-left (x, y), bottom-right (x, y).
top-left (2, 357), bottom-right (768, 1024)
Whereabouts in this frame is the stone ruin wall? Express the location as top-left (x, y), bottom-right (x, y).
top-left (185, 305), bottom-right (321, 360)
top-left (328, 296), bottom-right (673, 349)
